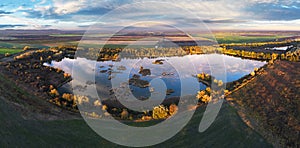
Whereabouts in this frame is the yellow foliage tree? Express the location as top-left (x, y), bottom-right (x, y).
top-left (152, 105), bottom-right (168, 119)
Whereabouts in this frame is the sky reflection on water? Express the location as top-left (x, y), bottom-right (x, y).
top-left (44, 54), bottom-right (266, 100)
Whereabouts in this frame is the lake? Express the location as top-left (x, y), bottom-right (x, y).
top-left (44, 54), bottom-right (266, 101)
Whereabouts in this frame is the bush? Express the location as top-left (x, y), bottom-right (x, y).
top-left (218, 80), bottom-right (223, 87)
top-left (152, 105), bottom-right (168, 119)
top-left (49, 89), bottom-right (59, 97)
top-left (196, 90), bottom-right (206, 99)
top-left (93, 100), bottom-right (101, 106)
top-left (62, 93), bottom-right (73, 102)
top-left (23, 46), bottom-right (31, 51)
top-left (169, 104), bottom-right (178, 116)
top-left (201, 95), bottom-right (211, 103)
top-left (102, 105), bottom-right (108, 111)
top-left (121, 109), bottom-right (129, 119)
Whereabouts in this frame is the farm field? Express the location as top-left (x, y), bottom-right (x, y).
top-left (0, 48), bottom-right (22, 54)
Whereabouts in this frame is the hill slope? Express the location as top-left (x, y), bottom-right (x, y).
top-left (227, 60), bottom-right (300, 147)
top-left (0, 73), bottom-right (270, 147)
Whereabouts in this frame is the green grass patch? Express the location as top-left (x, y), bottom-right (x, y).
top-left (196, 33), bottom-right (287, 44)
top-left (215, 35), bottom-right (284, 44)
top-left (0, 48), bottom-right (22, 54)
top-left (0, 42), bottom-right (25, 49)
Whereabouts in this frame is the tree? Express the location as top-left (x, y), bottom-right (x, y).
top-left (152, 105), bottom-right (168, 119)
top-left (23, 46), bottom-right (31, 51)
top-left (50, 89), bottom-right (59, 97)
top-left (201, 95), bottom-right (211, 103)
top-left (121, 109), bottom-right (129, 119)
top-left (169, 104), bottom-right (178, 116)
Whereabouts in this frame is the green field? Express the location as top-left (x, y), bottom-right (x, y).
top-left (0, 88), bottom-right (272, 147)
top-left (0, 100), bottom-right (272, 147)
top-left (215, 35), bottom-right (283, 44)
top-left (196, 33), bottom-right (286, 44)
top-left (0, 48), bottom-right (22, 54)
top-left (0, 42), bottom-right (48, 51)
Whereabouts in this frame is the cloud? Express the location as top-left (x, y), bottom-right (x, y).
top-left (0, 10), bottom-right (12, 14)
top-left (245, 2), bottom-right (300, 20)
top-left (0, 24), bottom-right (27, 28)
top-left (2, 0), bottom-right (300, 30)
top-left (32, 24), bottom-right (52, 28)
top-left (51, 0), bottom-right (125, 15)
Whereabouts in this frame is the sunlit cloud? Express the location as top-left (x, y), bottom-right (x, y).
top-left (0, 0), bottom-right (299, 30)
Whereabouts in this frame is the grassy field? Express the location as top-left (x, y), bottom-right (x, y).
top-left (215, 35), bottom-right (283, 44)
top-left (0, 67), bottom-right (271, 147)
top-left (0, 48), bottom-right (22, 54)
top-left (0, 84), bottom-right (271, 148)
top-left (0, 42), bottom-right (48, 51)
top-left (49, 34), bottom-right (83, 37)
top-left (0, 100), bottom-right (272, 147)
top-left (196, 33), bottom-right (286, 44)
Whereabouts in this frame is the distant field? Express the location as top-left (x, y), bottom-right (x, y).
top-left (0, 41), bottom-right (48, 50)
top-left (0, 41), bottom-right (26, 49)
top-left (0, 48), bottom-right (22, 54)
top-left (77, 43), bottom-right (155, 49)
top-left (215, 35), bottom-right (284, 44)
top-left (49, 34), bottom-right (83, 37)
top-left (196, 33), bottom-right (287, 44)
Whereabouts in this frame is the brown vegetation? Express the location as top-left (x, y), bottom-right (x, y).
top-left (227, 60), bottom-right (300, 147)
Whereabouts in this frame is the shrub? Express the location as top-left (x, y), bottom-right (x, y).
top-left (62, 93), bottom-right (73, 102)
top-left (49, 85), bottom-right (54, 90)
top-left (102, 105), bottom-right (108, 111)
top-left (93, 100), bottom-right (101, 107)
top-left (74, 95), bottom-right (89, 105)
top-left (23, 46), bottom-right (31, 51)
top-left (201, 95), bottom-right (211, 103)
top-left (196, 90), bottom-right (206, 99)
top-left (169, 104), bottom-right (178, 116)
top-left (141, 116), bottom-right (152, 121)
top-left (63, 73), bottom-right (71, 78)
top-left (213, 79), bottom-right (218, 83)
top-left (152, 105), bottom-right (168, 119)
top-left (49, 89), bottom-right (59, 97)
top-left (121, 109), bottom-right (129, 119)
top-left (218, 80), bottom-right (223, 87)
top-left (205, 87), bottom-right (211, 93)
top-left (91, 112), bottom-right (100, 118)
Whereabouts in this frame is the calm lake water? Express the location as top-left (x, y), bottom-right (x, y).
top-left (44, 54), bottom-right (266, 100)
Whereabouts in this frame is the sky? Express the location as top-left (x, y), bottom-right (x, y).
top-left (0, 0), bottom-right (300, 31)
